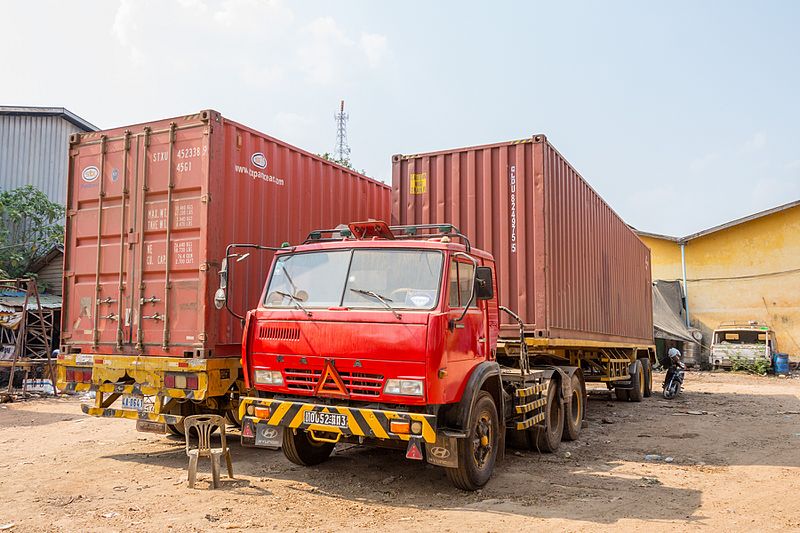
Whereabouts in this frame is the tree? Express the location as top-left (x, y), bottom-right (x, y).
top-left (0, 185), bottom-right (65, 279)
top-left (319, 153), bottom-right (367, 176)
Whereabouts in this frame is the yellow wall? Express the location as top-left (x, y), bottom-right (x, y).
top-left (639, 205), bottom-right (800, 360)
top-left (638, 235), bottom-right (682, 281)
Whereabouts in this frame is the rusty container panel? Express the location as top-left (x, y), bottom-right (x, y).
top-left (63, 110), bottom-right (391, 358)
top-left (392, 135), bottom-right (652, 345)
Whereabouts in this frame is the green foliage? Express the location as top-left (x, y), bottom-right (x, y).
top-left (319, 153), bottom-right (367, 175)
top-left (0, 185), bottom-right (64, 278)
top-left (730, 355), bottom-right (770, 375)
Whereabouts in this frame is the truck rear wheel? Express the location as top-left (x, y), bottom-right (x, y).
top-left (282, 429), bottom-right (334, 466)
top-left (532, 377), bottom-right (564, 452)
top-left (628, 359), bottom-right (645, 402)
top-left (562, 373), bottom-right (585, 441)
top-left (446, 391), bottom-right (499, 491)
top-left (641, 358), bottom-right (653, 398)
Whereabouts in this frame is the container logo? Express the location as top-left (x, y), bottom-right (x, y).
top-left (82, 166), bottom-right (100, 183)
top-left (251, 152), bottom-right (267, 169)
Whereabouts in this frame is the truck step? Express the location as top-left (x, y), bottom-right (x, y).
top-left (515, 382), bottom-right (547, 399)
top-left (514, 396), bottom-right (547, 414)
top-left (515, 412), bottom-right (546, 430)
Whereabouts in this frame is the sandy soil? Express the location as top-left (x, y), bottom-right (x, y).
top-left (1, 371), bottom-right (799, 532)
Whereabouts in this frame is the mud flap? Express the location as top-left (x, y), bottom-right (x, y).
top-left (136, 420), bottom-right (167, 434)
top-left (255, 422), bottom-right (283, 449)
top-left (425, 434), bottom-right (459, 468)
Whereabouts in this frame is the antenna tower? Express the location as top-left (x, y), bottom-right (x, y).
top-left (334, 100), bottom-right (351, 163)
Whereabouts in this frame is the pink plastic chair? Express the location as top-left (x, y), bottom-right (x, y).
top-left (184, 414), bottom-right (234, 489)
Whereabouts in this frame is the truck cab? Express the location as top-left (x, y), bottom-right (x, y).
top-left (709, 321), bottom-right (776, 369)
top-left (238, 221), bottom-right (550, 489)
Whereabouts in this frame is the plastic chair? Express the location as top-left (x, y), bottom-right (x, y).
top-left (184, 414), bottom-right (234, 489)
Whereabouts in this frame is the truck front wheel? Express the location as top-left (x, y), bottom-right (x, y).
top-left (446, 391), bottom-right (499, 491)
top-left (282, 429), bottom-right (334, 466)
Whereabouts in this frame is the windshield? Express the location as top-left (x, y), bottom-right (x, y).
top-left (264, 249), bottom-right (444, 310)
top-left (714, 330), bottom-right (770, 345)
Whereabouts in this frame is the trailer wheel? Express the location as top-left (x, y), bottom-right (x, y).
top-left (532, 377), bottom-right (564, 453)
top-left (282, 429), bottom-right (334, 466)
top-left (446, 391), bottom-right (499, 491)
top-left (628, 359), bottom-right (645, 402)
top-left (641, 358), bottom-right (653, 398)
top-left (166, 422), bottom-right (185, 436)
top-left (562, 373), bottom-right (585, 441)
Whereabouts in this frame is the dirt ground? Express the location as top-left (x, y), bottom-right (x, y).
top-left (1, 371), bottom-right (799, 532)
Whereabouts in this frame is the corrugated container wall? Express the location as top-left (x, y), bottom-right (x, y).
top-left (392, 135), bottom-right (653, 346)
top-left (0, 111), bottom-right (94, 204)
top-left (63, 110), bottom-right (391, 359)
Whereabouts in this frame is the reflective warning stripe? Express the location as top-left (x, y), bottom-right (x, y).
top-left (240, 397), bottom-right (437, 443)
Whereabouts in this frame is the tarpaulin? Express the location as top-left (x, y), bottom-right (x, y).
top-left (653, 281), bottom-right (698, 343)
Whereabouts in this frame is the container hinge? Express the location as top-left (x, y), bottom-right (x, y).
top-left (199, 263), bottom-right (210, 272)
top-left (142, 313), bottom-right (163, 321)
top-left (101, 314), bottom-right (119, 321)
top-left (200, 194), bottom-right (211, 204)
top-left (198, 333), bottom-right (207, 341)
top-left (140, 296), bottom-right (161, 305)
top-left (97, 297), bottom-right (116, 305)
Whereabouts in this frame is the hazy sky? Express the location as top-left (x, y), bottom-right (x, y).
top-left (2, 0), bottom-right (798, 235)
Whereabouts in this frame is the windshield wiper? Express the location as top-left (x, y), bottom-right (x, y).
top-left (349, 288), bottom-right (402, 320)
top-left (274, 291), bottom-right (312, 317)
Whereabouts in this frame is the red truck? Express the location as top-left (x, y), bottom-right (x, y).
top-left (236, 136), bottom-right (655, 490)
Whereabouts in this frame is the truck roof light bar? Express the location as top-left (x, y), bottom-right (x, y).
top-left (303, 221), bottom-right (471, 251)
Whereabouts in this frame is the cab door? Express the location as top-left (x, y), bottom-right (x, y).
top-left (444, 257), bottom-right (486, 365)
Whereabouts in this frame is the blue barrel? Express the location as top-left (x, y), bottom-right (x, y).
top-left (773, 353), bottom-right (790, 375)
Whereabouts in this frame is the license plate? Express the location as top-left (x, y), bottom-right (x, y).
top-left (303, 410), bottom-right (348, 429)
top-left (121, 395), bottom-right (152, 412)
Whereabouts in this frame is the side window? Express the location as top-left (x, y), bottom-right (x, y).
top-left (448, 260), bottom-right (477, 309)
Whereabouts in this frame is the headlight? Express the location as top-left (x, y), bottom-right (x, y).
top-left (383, 379), bottom-right (424, 396)
top-left (254, 369), bottom-right (284, 386)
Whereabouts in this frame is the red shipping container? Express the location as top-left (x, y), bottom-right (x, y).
top-left (63, 110), bottom-right (390, 358)
top-left (392, 135), bottom-right (653, 346)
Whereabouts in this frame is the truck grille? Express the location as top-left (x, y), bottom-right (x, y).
top-left (258, 326), bottom-right (300, 341)
top-left (284, 368), bottom-right (384, 397)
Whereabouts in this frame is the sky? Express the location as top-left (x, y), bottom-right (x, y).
top-left (1, 0), bottom-right (798, 236)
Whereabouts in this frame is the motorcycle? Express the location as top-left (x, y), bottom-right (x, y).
top-left (663, 353), bottom-right (686, 399)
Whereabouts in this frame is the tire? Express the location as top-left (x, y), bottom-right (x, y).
top-left (166, 422), bottom-right (185, 436)
top-left (641, 358), bottom-right (653, 398)
top-left (532, 377), bottom-right (564, 453)
top-left (446, 391), bottom-right (500, 491)
top-left (282, 429), bottom-right (335, 466)
top-left (562, 373), bottom-right (585, 441)
top-left (628, 359), bottom-right (645, 402)
top-left (614, 387), bottom-right (630, 401)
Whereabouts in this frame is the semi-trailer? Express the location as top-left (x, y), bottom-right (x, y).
top-left (56, 110), bottom-right (391, 434)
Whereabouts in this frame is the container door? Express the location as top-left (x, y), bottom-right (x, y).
top-left (130, 122), bottom-right (209, 355)
top-left (63, 133), bottom-right (136, 352)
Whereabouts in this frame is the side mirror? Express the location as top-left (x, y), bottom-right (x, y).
top-left (214, 257), bottom-right (228, 310)
top-left (474, 266), bottom-right (493, 300)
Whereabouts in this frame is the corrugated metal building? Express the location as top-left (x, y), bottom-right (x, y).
top-left (0, 106), bottom-right (98, 204)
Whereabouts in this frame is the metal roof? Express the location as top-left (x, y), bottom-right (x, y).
top-left (0, 290), bottom-right (62, 310)
top-left (635, 199), bottom-right (800, 243)
top-left (0, 106), bottom-right (98, 132)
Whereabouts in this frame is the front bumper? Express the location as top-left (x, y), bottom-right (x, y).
top-left (239, 396), bottom-right (437, 444)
